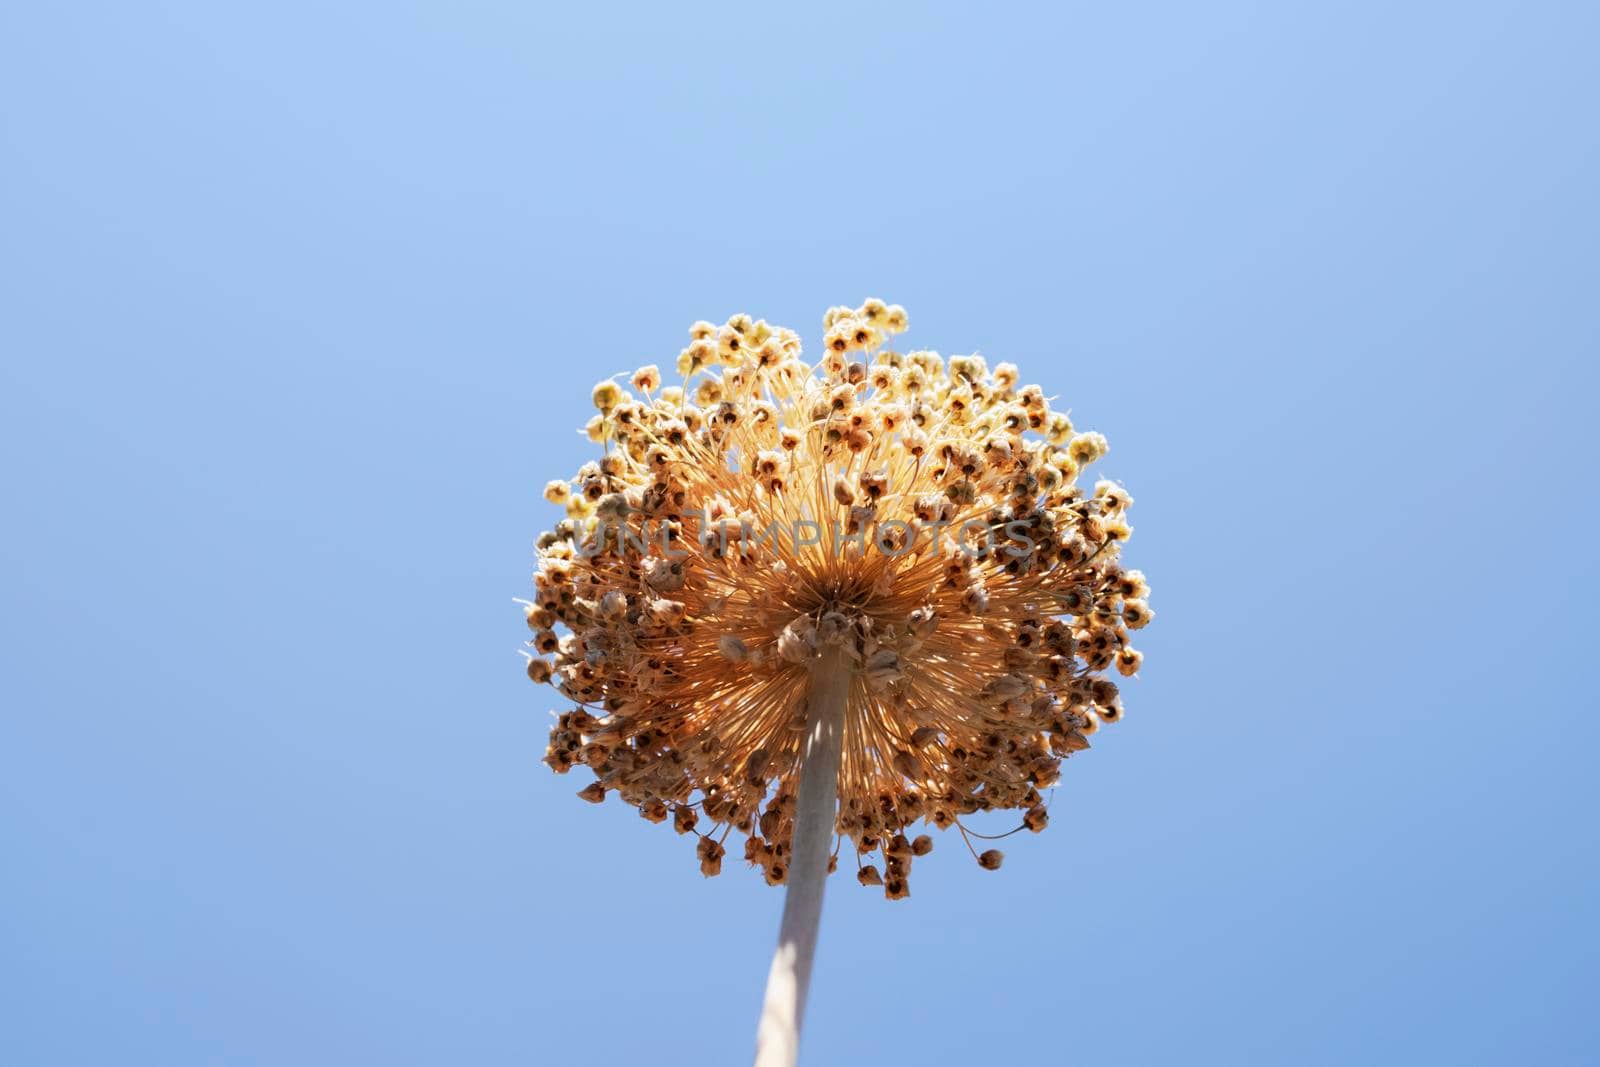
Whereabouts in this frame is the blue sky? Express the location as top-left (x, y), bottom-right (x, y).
top-left (2, 2), bottom-right (1596, 1064)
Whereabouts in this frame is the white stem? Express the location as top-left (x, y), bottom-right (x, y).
top-left (753, 645), bottom-right (850, 1067)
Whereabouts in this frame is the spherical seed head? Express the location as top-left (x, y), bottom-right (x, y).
top-left (524, 300), bottom-right (1152, 896)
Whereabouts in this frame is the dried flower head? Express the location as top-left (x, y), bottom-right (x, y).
top-left (524, 299), bottom-right (1151, 898)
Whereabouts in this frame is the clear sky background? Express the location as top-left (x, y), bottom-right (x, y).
top-left (3, 3), bottom-right (1597, 1064)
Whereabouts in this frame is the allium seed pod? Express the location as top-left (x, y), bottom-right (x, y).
top-left (524, 299), bottom-right (1151, 898)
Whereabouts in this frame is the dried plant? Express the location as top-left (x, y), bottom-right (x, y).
top-left (522, 300), bottom-right (1152, 1066)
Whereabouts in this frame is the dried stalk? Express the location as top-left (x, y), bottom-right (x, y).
top-left (753, 645), bottom-right (850, 1067)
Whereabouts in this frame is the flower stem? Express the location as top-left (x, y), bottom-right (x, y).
top-left (753, 645), bottom-right (850, 1067)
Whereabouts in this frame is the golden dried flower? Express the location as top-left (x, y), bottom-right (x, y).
top-left (524, 301), bottom-right (1151, 900)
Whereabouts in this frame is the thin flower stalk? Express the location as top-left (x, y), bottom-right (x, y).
top-left (753, 645), bottom-right (849, 1067)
